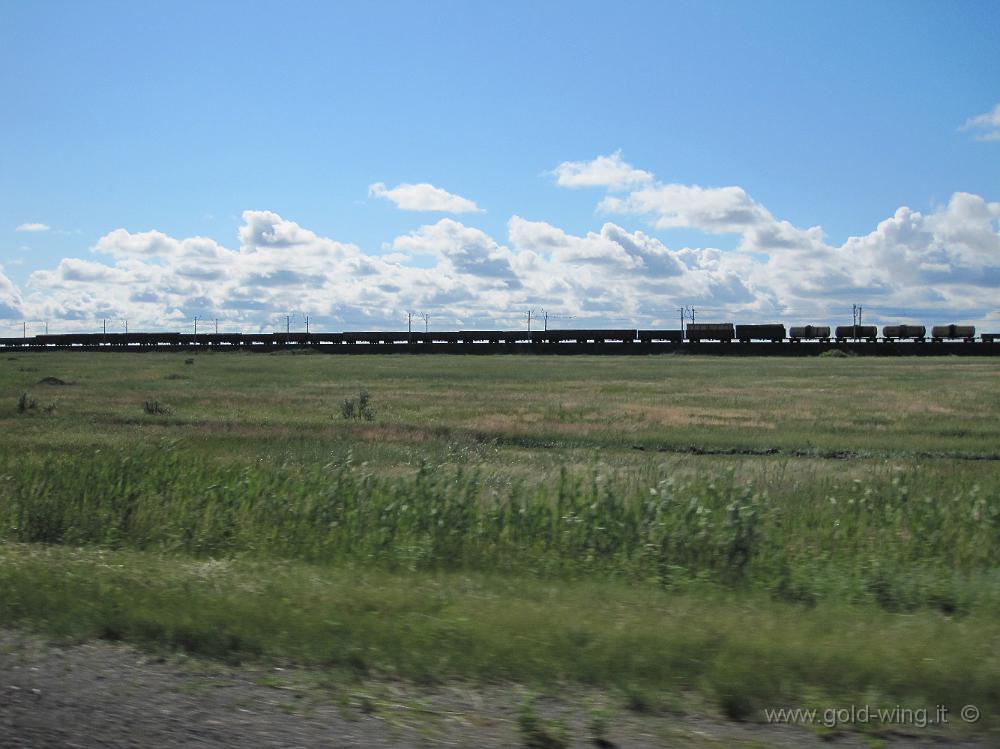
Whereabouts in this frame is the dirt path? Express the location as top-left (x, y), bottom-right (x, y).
top-left (1, 631), bottom-right (993, 748)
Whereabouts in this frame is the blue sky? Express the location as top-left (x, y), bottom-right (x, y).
top-left (1, 0), bottom-right (998, 332)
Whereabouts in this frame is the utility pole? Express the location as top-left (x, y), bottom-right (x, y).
top-left (305, 316), bottom-right (309, 334)
top-left (526, 309), bottom-right (533, 332)
top-left (422, 312), bottom-right (429, 333)
top-left (44, 321), bottom-right (48, 335)
top-left (215, 318), bottom-right (218, 334)
top-left (286, 315), bottom-right (290, 335)
top-left (23, 321), bottom-right (26, 338)
top-left (103, 319), bottom-right (107, 336)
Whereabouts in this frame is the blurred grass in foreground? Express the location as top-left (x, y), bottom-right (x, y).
top-left (2, 543), bottom-right (998, 727)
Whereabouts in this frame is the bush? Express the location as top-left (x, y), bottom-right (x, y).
top-left (143, 400), bottom-right (172, 415)
top-left (16, 392), bottom-right (37, 414)
top-left (340, 388), bottom-right (376, 421)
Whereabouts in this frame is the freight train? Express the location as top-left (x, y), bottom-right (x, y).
top-left (0, 323), bottom-right (995, 350)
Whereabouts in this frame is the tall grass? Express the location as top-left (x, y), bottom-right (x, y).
top-left (3, 445), bottom-right (998, 614)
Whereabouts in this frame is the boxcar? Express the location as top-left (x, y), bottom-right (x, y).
top-left (686, 323), bottom-right (735, 342)
top-left (735, 324), bottom-right (786, 343)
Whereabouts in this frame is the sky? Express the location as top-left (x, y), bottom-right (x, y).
top-left (1, 0), bottom-right (998, 334)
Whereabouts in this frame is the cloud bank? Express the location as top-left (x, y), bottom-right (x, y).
top-left (3, 158), bottom-right (999, 335)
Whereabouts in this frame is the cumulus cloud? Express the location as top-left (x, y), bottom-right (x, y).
top-left (552, 151), bottom-right (653, 190)
top-left (0, 265), bottom-right (23, 319)
top-left (15, 223), bottom-right (50, 233)
top-left (368, 182), bottom-right (482, 213)
top-left (2, 161), bottom-right (998, 335)
top-left (961, 103), bottom-right (1000, 141)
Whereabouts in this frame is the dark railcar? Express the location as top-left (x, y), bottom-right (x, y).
top-left (931, 325), bottom-right (976, 342)
top-left (882, 325), bottom-right (926, 341)
top-left (788, 325), bottom-right (831, 342)
top-left (458, 330), bottom-right (504, 343)
top-left (501, 330), bottom-right (531, 343)
top-left (36, 333), bottom-right (102, 346)
top-left (531, 329), bottom-right (634, 344)
top-left (686, 323), bottom-right (735, 342)
top-left (735, 324), bottom-right (786, 343)
top-left (835, 325), bottom-right (877, 342)
top-left (636, 329), bottom-right (684, 343)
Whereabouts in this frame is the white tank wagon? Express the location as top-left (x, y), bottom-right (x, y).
top-left (788, 325), bottom-right (831, 342)
top-left (882, 325), bottom-right (926, 341)
top-left (931, 325), bottom-right (976, 342)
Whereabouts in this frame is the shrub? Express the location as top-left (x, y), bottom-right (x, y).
top-left (340, 388), bottom-right (376, 421)
top-left (16, 392), bottom-right (37, 413)
top-left (143, 400), bottom-right (171, 415)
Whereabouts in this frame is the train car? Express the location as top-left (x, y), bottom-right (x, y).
top-left (241, 333), bottom-right (275, 346)
top-left (735, 324), bottom-right (786, 343)
top-left (501, 330), bottom-right (531, 343)
top-left (686, 323), bottom-right (735, 342)
top-left (931, 325), bottom-right (976, 342)
top-left (835, 325), bottom-right (877, 343)
top-left (882, 325), bottom-right (926, 341)
top-left (636, 329), bottom-right (683, 343)
top-left (982, 333), bottom-right (999, 343)
top-left (35, 333), bottom-right (100, 346)
top-left (539, 329), bottom-right (635, 343)
top-left (788, 325), bottom-right (830, 342)
top-left (458, 330), bottom-right (504, 343)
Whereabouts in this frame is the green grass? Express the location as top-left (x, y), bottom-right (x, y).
top-left (1, 352), bottom-right (999, 729)
top-left (2, 543), bottom-right (998, 726)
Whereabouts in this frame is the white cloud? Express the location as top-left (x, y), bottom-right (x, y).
top-left (368, 182), bottom-right (482, 213)
top-left (552, 151), bottom-right (653, 190)
top-left (15, 223), bottom-right (50, 233)
top-left (2, 160), bottom-right (998, 335)
top-left (961, 103), bottom-right (1000, 142)
top-left (0, 265), bottom-right (24, 319)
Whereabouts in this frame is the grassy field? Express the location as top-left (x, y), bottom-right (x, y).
top-left (2, 351), bottom-right (999, 734)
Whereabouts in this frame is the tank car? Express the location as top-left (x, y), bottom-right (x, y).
top-left (882, 325), bottom-right (926, 341)
top-left (835, 325), bottom-right (877, 343)
top-left (788, 325), bottom-right (830, 342)
top-left (931, 325), bottom-right (976, 342)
